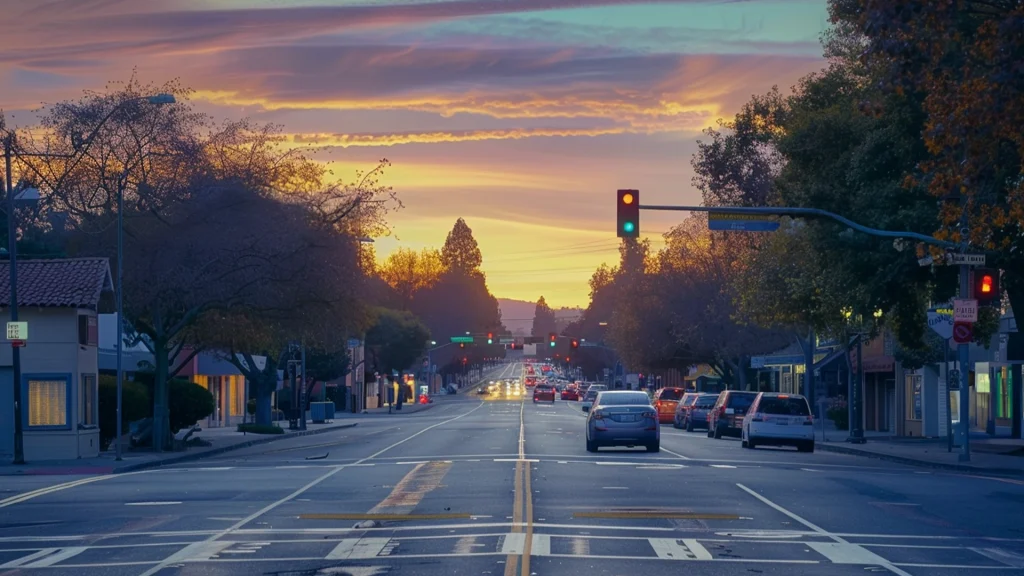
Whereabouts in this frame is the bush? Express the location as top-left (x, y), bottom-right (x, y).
top-left (247, 398), bottom-right (256, 416)
top-left (98, 376), bottom-right (151, 450)
top-left (168, 378), bottom-right (215, 433)
top-left (238, 423), bottom-right (284, 434)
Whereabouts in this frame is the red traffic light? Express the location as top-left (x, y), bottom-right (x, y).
top-left (570, 339), bottom-right (579, 349)
top-left (462, 357), bottom-right (467, 363)
top-left (459, 342), bottom-right (465, 348)
top-left (974, 268), bottom-right (999, 306)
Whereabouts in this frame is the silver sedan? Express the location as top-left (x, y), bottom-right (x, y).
top-left (585, 391), bottom-right (660, 453)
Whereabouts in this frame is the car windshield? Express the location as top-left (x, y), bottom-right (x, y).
top-left (596, 392), bottom-right (651, 406)
top-left (657, 388), bottom-right (684, 401)
top-left (760, 397), bottom-right (811, 415)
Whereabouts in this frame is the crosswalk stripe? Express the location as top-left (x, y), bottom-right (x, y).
top-left (531, 534), bottom-right (551, 556)
top-left (22, 547), bottom-right (89, 567)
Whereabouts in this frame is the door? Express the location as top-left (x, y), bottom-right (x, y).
top-left (0, 368), bottom-right (14, 461)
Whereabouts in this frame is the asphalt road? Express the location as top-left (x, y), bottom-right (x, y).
top-left (2, 362), bottom-right (1024, 576)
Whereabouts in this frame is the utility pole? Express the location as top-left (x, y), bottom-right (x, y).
top-left (300, 342), bottom-right (307, 430)
top-left (4, 135), bottom-right (24, 464)
top-left (957, 243), bottom-right (972, 462)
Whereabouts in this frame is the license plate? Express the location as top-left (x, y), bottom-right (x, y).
top-left (617, 415), bottom-right (638, 422)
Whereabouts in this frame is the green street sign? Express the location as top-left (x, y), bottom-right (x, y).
top-left (450, 336), bottom-right (474, 343)
top-left (499, 338), bottom-right (515, 344)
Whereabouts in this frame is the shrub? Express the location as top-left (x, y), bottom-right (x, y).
top-left (237, 423), bottom-right (284, 434)
top-left (98, 376), bottom-right (151, 450)
top-left (168, 378), bottom-right (215, 433)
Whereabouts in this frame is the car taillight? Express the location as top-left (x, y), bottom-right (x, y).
top-left (642, 410), bottom-right (656, 419)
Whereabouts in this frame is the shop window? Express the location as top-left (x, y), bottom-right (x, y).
top-left (80, 373), bottom-right (97, 426)
top-left (23, 374), bottom-right (72, 430)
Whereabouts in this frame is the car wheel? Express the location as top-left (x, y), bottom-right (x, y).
top-left (706, 427), bottom-right (714, 438)
top-left (713, 426), bottom-right (723, 439)
top-left (647, 441), bottom-right (660, 453)
top-left (747, 436), bottom-right (757, 449)
top-left (586, 439), bottom-right (598, 452)
top-left (798, 441), bottom-right (814, 453)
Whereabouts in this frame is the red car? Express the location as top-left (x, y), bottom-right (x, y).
top-left (533, 385), bottom-right (555, 403)
top-left (561, 387), bottom-right (579, 401)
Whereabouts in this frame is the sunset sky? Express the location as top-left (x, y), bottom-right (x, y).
top-left (2, 0), bottom-right (829, 308)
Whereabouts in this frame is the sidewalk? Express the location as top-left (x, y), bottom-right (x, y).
top-left (0, 420), bottom-right (359, 476)
top-left (815, 424), bottom-right (1024, 476)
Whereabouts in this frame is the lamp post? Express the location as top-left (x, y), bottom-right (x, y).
top-left (842, 308), bottom-right (882, 444)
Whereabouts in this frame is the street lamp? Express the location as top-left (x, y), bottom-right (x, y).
top-left (842, 308), bottom-right (882, 444)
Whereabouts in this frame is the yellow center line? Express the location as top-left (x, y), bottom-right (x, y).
top-left (523, 456), bottom-right (534, 576)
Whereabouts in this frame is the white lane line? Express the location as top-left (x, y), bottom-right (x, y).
top-left (0, 473), bottom-right (136, 509)
top-left (595, 462), bottom-right (645, 466)
top-left (736, 483), bottom-right (912, 576)
top-left (971, 547), bottom-right (1024, 568)
top-left (137, 400), bottom-right (486, 576)
top-left (125, 501), bottom-right (182, 506)
top-left (28, 548), bottom-right (88, 567)
top-left (660, 447), bottom-right (692, 460)
top-left (602, 487), bottom-right (629, 490)
top-left (1, 549), bottom-right (56, 568)
top-left (160, 541), bottom-right (234, 564)
top-left (326, 538), bottom-right (391, 560)
top-left (711, 465), bottom-right (737, 469)
top-left (807, 542), bottom-right (893, 566)
top-left (648, 539), bottom-right (713, 560)
top-left (396, 461), bottom-right (429, 465)
top-left (494, 458), bottom-right (539, 463)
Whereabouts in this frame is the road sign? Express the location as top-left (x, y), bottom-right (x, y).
top-left (708, 211), bottom-right (780, 232)
top-left (450, 336), bottom-right (473, 343)
top-left (347, 338), bottom-right (361, 348)
top-left (953, 321), bottom-right (973, 344)
top-left (949, 253), bottom-right (986, 266)
top-left (927, 306), bottom-right (954, 340)
top-left (953, 299), bottom-right (978, 322)
top-left (948, 369), bottom-right (960, 390)
top-left (499, 338), bottom-right (515, 344)
top-left (6, 321), bottom-right (27, 344)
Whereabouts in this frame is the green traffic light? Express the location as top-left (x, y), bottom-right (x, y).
top-left (550, 341), bottom-right (556, 347)
top-left (487, 339), bottom-right (493, 344)
top-left (623, 221), bottom-right (635, 233)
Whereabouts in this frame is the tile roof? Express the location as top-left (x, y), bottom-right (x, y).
top-left (0, 258), bottom-right (113, 309)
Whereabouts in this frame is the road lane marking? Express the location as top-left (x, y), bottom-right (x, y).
top-left (531, 534), bottom-right (551, 556)
top-left (1, 549), bottom-right (57, 568)
top-left (736, 483), bottom-right (912, 576)
top-left (807, 542), bottom-right (893, 565)
top-left (500, 533), bottom-right (525, 554)
top-left (137, 399), bottom-right (486, 576)
top-left (326, 537), bottom-right (391, 559)
top-left (161, 541), bottom-right (234, 563)
top-left (711, 465), bottom-right (737, 468)
top-left (0, 474), bottom-right (133, 509)
top-left (301, 513), bottom-right (471, 520)
top-left (649, 538), bottom-right (713, 560)
top-left (504, 393), bottom-right (527, 576)
top-left (370, 461), bottom-right (452, 512)
top-left (523, 444), bottom-right (535, 576)
top-left (660, 447), bottom-right (692, 460)
top-left (971, 547), bottom-right (1024, 568)
top-left (125, 501), bottom-right (182, 506)
top-left (574, 512), bottom-right (740, 520)
top-left (602, 487), bottom-right (629, 490)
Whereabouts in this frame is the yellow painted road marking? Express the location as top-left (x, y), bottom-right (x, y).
top-left (372, 461), bottom-right (452, 511)
top-left (300, 513), bottom-right (470, 521)
top-left (573, 512), bottom-right (741, 520)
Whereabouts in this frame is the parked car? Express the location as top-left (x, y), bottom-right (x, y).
top-left (585, 391), bottom-right (659, 453)
top-left (676, 393), bottom-right (717, 431)
top-left (653, 387), bottom-right (687, 424)
top-left (707, 390), bottom-right (759, 439)
top-left (741, 393), bottom-right (815, 452)
top-left (533, 384), bottom-right (556, 403)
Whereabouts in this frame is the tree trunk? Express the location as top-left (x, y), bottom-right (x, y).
top-left (253, 372), bottom-right (275, 426)
top-left (152, 340), bottom-right (171, 452)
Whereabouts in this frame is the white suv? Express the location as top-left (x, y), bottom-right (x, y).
top-left (741, 393), bottom-right (815, 452)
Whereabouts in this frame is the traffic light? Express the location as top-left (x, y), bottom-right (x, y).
top-left (565, 357), bottom-right (570, 363)
top-left (510, 343), bottom-right (516, 350)
top-left (548, 333), bottom-right (557, 347)
top-left (487, 332), bottom-right (493, 344)
top-left (975, 268), bottom-right (1000, 306)
top-left (570, 338), bottom-right (579, 349)
top-left (616, 189), bottom-right (640, 238)
top-left (459, 342), bottom-right (465, 349)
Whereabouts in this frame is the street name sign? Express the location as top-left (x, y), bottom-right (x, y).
top-left (953, 322), bottom-right (973, 344)
top-left (6, 321), bottom-right (27, 342)
top-left (953, 299), bottom-right (978, 322)
top-left (949, 253), bottom-right (986, 266)
top-left (450, 336), bottom-right (473, 343)
top-left (499, 338), bottom-right (515, 344)
top-left (707, 211), bottom-right (780, 232)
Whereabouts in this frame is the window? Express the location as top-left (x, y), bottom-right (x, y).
top-left (80, 374), bottom-right (97, 426)
top-left (23, 375), bottom-right (71, 430)
top-left (760, 397), bottom-right (811, 416)
top-left (905, 375), bottom-right (922, 421)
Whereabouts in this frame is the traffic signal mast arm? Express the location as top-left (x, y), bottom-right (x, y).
top-left (637, 203), bottom-right (957, 249)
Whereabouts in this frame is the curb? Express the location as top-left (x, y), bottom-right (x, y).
top-left (108, 422), bottom-right (360, 474)
top-left (816, 442), bottom-right (1024, 477)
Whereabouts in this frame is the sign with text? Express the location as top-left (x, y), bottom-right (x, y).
top-left (927, 306), bottom-right (954, 340)
top-left (708, 211), bottom-right (780, 232)
top-left (953, 299), bottom-right (978, 322)
top-left (6, 321), bottom-right (27, 341)
top-left (948, 253), bottom-right (986, 266)
top-left (450, 336), bottom-right (474, 343)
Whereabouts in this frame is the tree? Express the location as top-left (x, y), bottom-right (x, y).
top-left (845, 0), bottom-right (1024, 354)
top-left (412, 270), bottom-right (503, 341)
top-left (365, 308), bottom-right (431, 376)
top-left (531, 296), bottom-right (558, 337)
top-left (440, 218), bottom-right (483, 274)
top-left (378, 247), bottom-right (444, 308)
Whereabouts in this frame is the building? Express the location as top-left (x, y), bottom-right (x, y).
top-left (0, 258), bottom-right (113, 462)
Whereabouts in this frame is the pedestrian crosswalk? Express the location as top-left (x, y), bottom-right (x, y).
top-left (2, 532), bottom-right (1024, 570)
